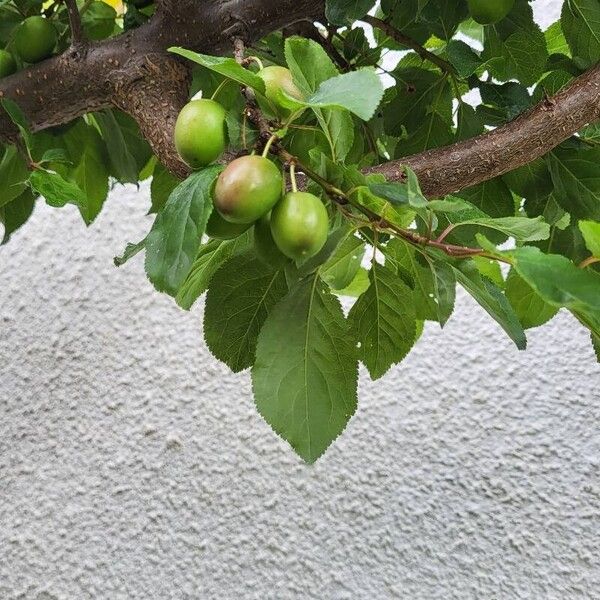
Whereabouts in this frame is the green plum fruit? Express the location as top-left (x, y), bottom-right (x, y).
top-left (270, 191), bottom-right (329, 260)
top-left (174, 98), bottom-right (227, 169)
top-left (214, 155), bottom-right (283, 224)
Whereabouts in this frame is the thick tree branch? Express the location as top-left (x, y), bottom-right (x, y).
top-left (1, 0), bottom-right (600, 200)
top-left (374, 63), bottom-right (600, 197)
top-left (0, 0), bottom-right (324, 166)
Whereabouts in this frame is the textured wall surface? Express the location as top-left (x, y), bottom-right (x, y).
top-left (2, 2), bottom-right (600, 599)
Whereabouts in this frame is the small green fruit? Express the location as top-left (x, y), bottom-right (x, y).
top-left (214, 155), bottom-right (283, 224)
top-left (467, 0), bottom-right (514, 24)
top-left (254, 214), bottom-right (288, 266)
top-left (206, 210), bottom-right (251, 240)
top-left (270, 192), bottom-right (329, 260)
top-left (14, 17), bottom-right (57, 64)
top-left (258, 66), bottom-right (303, 117)
top-left (0, 50), bottom-right (16, 78)
top-left (174, 99), bottom-right (227, 169)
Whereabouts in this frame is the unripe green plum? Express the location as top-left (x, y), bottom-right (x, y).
top-left (206, 210), bottom-right (251, 240)
top-left (258, 66), bottom-right (303, 118)
top-left (270, 191), bottom-right (329, 260)
top-left (467, 0), bottom-right (514, 24)
top-left (254, 214), bottom-right (288, 267)
top-left (174, 99), bottom-right (226, 169)
top-left (14, 17), bottom-right (57, 64)
top-left (0, 50), bottom-right (16, 78)
top-left (214, 156), bottom-right (283, 224)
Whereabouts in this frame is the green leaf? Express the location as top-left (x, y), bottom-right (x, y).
top-left (204, 252), bottom-right (289, 373)
top-left (252, 276), bottom-right (358, 463)
top-left (334, 266), bottom-right (370, 298)
top-left (547, 146), bottom-right (600, 220)
top-left (386, 239), bottom-right (456, 326)
top-left (1, 98), bottom-right (33, 151)
top-left (0, 145), bottom-right (28, 209)
top-left (176, 233), bottom-right (252, 310)
top-left (28, 169), bottom-right (89, 215)
top-left (326, 0), bottom-right (375, 25)
top-left (561, 0), bottom-right (600, 68)
top-left (0, 189), bottom-right (35, 244)
top-left (284, 36), bottom-right (339, 95)
top-left (368, 166), bottom-right (428, 208)
top-left (168, 48), bottom-right (266, 94)
top-left (592, 330), bottom-right (600, 362)
top-left (145, 166), bottom-right (223, 296)
top-left (452, 216), bottom-right (550, 242)
top-left (453, 260), bottom-right (527, 350)
top-left (93, 110), bottom-right (141, 184)
top-left (579, 220), bottom-right (600, 257)
top-left (300, 70), bottom-right (384, 121)
top-left (446, 39), bottom-right (483, 78)
top-left (320, 234), bottom-right (365, 290)
top-left (150, 162), bottom-right (179, 214)
top-left (72, 131), bottom-right (109, 224)
top-left (352, 186), bottom-right (415, 230)
top-left (505, 269), bottom-right (559, 329)
top-left (510, 246), bottom-right (600, 317)
top-left (114, 238), bottom-right (147, 267)
top-left (81, 0), bottom-right (117, 40)
top-left (349, 263), bottom-right (417, 380)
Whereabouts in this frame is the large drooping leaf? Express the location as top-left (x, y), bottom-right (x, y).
top-left (252, 276), bottom-right (358, 463)
top-left (349, 263), bottom-right (417, 380)
top-left (204, 252), bottom-right (289, 373)
top-left (145, 166), bottom-right (223, 296)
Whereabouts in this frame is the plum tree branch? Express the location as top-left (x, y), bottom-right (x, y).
top-left (63, 0), bottom-right (85, 46)
top-left (1, 0), bottom-right (600, 200)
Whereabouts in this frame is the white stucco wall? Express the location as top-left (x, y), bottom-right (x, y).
top-left (2, 1), bottom-right (600, 598)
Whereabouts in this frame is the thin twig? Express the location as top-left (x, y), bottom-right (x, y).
top-left (64, 0), bottom-right (85, 46)
top-left (579, 256), bottom-right (600, 269)
top-left (362, 15), bottom-right (456, 76)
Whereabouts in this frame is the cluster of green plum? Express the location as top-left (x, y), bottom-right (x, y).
top-left (467, 0), bottom-right (514, 24)
top-left (174, 66), bottom-right (329, 262)
top-left (0, 16), bottom-right (57, 78)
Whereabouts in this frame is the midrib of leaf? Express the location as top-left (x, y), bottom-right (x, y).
top-left (302, 274), bottom-right (320, 459)
top-left (230, 270), bottom-right (284, 368)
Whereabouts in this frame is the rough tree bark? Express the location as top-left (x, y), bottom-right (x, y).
top-left (1, 0), bottom-right (599, 197)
